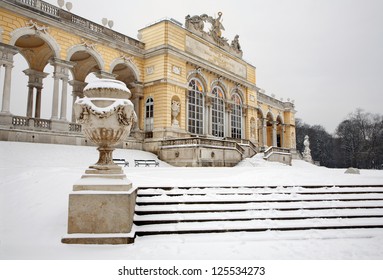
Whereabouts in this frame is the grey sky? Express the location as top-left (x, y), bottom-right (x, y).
top-left (6, 0), bottom-right (383, 133)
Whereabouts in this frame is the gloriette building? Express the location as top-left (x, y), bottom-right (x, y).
top-left (0, 0), bottom-right (296, 166)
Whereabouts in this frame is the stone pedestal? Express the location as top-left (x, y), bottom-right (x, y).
top-left (62, 167), bottom-right (137, 244)
top-left (51, 119), bottom-right (69, 131)
top-left (0, 113), bottom-right (13, 126)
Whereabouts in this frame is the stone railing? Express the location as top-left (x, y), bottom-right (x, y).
top-left (161, 137), bottom-right (245, 155)
top-left (10, 0), bottom-right (144, 49)
top-left (257, 92), bottom-right (285, 110)
top-left (11, 115), bottom-right (82, 133)
top-left (34, 118), bottom-right (51, 129)
top-left (12, 116), bottom-right (29, 127)
top-left (264, 146), bottom-right (291, 158)
top-left (69, 123), bottom-right (82, 132)
top-left (225, 137), bottom-right (258, 153)
top-left (12, 116), bottom-right (51, 130)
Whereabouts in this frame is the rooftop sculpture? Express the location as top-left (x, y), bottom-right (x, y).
top-left (185, 12), bottom-right (243, 57)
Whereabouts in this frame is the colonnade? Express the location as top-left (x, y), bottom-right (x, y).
top-left (0, 43), bottom-right (142, 129)
top-left (258, 117), bottom-right (285, 149)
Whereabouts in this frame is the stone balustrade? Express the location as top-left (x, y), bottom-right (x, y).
top-left (69, 123), bottom-right (82, 132)
top-left (264, 146), bottom-right (291, 158)
top-left (11, 0), bottom-right (144, 49)
top-left (162, 137), bottom-right (245, 154)
top-left (12, 116), bottom-right (29, 127)
top-left (11, 115), bottom-right (81, 133)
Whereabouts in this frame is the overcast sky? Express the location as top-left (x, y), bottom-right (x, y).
top-left (6, 0), bottom-right (383, 133)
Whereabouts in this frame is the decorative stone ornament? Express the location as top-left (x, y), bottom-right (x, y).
top-left (75, 79), bottom-right (135, 169)
top-left (185, 12), bottom-right (243, 57)
top-left (171, 100), bottom-right (180, 127)
top-left (302, 135), bottom-right (313, 163)
top-left (62, 79), bottom-right (138, 245)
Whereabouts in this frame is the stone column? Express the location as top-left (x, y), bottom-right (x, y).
top-left (262, 118), bottom-right (267, 148)
top-left (130, 85), bottom-right (143, 131)
top-left (23, 69), bottom-right (49, 119)
top-left (51, 73), bottom-right (60, 120)
top-left (69, 80), bottom-right (87, 122)
top-left (35, 87), bottom-right (42, 119)
top-left (1, 64), bottom-right (14, 114)
top-left (49, 58), bottom-right (75, 122)
top-left (60, 76), bottom-right (68, 120)
top-left (0, 44), bottom-right (18, 115)
top-left (272, 121), bottom-right (277, 147)
top-left (281, 124), bottom-right (286, 148)
top-left (131, 97), bottom-right (141, 131)
top-left (26, 85), bottom-right (34, 118)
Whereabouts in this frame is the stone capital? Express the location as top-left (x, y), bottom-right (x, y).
top-left (0, 43), bottom-right (19, 66)
top-left (130, 84), bottom-right (144, 98)
top-left (95, 70), bottom-right (117, 80)
top-left (23, 69), bottom-right (49, 88)
top-left (49, 58), bottom-right (75, 79)
top-left (69, 80), bottom-right (87, 97)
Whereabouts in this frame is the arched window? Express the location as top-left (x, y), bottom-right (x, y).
top-left (188, 78), bottom-right (204, 134)
top-left (145, 97), bottom-right (154, 138)
top-left (211, 86), bottom-right (225, 137)
top-left (231, 93), bottom-right (242, 139)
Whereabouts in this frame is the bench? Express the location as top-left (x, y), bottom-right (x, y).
top-left (134, 159), bottom-right (159, 167)
top-left (113, 158), bottom-right (129, 167)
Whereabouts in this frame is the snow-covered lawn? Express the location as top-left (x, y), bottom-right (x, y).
top-left (1, 141), bottom-right (383, 260)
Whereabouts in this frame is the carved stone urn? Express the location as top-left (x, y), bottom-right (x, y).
top-left (74, 79), bottom-right (137, 172)
top-left (62, 79), bottom-right (138, 245)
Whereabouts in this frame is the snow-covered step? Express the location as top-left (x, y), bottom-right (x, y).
top-left (138, 186), bottom-right (383, 196)
top-left (135, 217), bottom-right (383, 236)
top-left (133, 185), bottom-right (383, 237)
top-left (134, 208), bottom-right (383, 224)
top-left (135, 200), bottom-right (383, 214)
top-left (136, 193), bottom-right (383, 204)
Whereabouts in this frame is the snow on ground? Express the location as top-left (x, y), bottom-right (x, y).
top-left (1, 141), bottom-right (383, 260)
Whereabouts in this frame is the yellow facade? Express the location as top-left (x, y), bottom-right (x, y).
top-left (0, 0), bottom-right (296, 163)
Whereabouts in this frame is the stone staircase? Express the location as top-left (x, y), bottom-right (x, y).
top-left (133, 185), bottom-right (383, 237)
